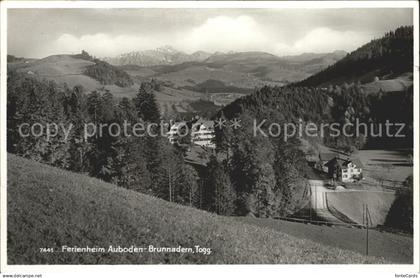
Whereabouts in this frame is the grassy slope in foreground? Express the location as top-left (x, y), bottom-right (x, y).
top-left (8, 155), bottom-right (386, 264)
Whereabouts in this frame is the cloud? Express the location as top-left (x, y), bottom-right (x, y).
top-left (46, 17), bottom-right (372, 58)
top-left (47, 16), bottom-right (272, 57)
top-left (179, 16), bottom-right (269, 53)
top-left (274, 27), bottom-right (371, 55)
top-left (50, 33), bottom-right (161, 57)
top-left (8, 9), bottom-right (412, 58)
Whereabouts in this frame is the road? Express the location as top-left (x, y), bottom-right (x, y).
top-left (308, 179), bottom-right (344, 223)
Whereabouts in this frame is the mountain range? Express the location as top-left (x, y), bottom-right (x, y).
top-left (104, 46), bottom-right (347, 71)
top-left (104, 46), bottom-right (212, 67)
top-left (109, 48), bottom-right (348, 89)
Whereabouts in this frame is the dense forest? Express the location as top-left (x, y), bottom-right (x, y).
top-left (219, 83), bottom-right (412, 152)
top-left (7, 72), bottom-right (197, 206)
top-left (7, 71), bottom-right (306, 217)
top-left (297, 26), bottom-right (413, 86)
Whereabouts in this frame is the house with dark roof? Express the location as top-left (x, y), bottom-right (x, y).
top-left (324, 156), bottom-right (363, 182)
top-left (318, 152), bottom-right (341, 173)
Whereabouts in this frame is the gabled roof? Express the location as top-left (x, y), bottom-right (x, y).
top-left (324, 157), bottom-right (341, 168)
top-left (192, 118), bottom-right (215, 132)
top-left (195, 119), bottom-right (214, 128)
top-left (325, 156), bottom-right (363, 169)
top-left (342, 158), bottom-right (363, 168)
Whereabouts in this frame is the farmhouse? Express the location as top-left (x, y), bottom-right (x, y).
top-left (324, 156), bottom-right (363, 182)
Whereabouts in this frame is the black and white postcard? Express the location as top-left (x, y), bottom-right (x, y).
top-left (0, 1), bottom-right (418, 278)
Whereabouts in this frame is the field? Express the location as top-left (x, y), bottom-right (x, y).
top-left (362, 78), bottom-right (412, 94)
top-left (361, 73), bottom-right (413, 94)
top-left (155, 64), bottom-right (273, 88)
top-left (314, 145), bottom-right (413, 187)
top-left (239, 217), bottom-right (412, 264)
top-left (326, 191), bottom-right (395, 226)
top-left (353, 149), bottom-right (413, 187)
top-left (306, 180), bottom-right (395, 227)
top-left (7, 154), bottom-right (386, 264)
top-left (210, 93), bottom-right (247, 106)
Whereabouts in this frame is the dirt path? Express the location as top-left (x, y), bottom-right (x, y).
top-left (308, 179), bottom-right (344, 223)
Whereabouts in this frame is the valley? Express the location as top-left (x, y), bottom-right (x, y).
top-left (8, 48), bottom-right (347, 117)
top-left (6, 24), bottom-right (414, 265)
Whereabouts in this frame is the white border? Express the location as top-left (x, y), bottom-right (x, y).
top-left (0, 1), bottom-right (419, 277)
top-left (1, 0), bottom-right (419, 9)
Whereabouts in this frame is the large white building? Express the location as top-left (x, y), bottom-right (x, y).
top-left (340, 160), bottom-right (363, 182)
top-left (191, 120), bottom-right (215, 149)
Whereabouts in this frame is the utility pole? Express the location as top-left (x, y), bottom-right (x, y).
top-left (309, 186), bottom-right (312, 220)
top-left (364, 204), bottom-right (369, 256)
top-left (168, 167), bottom-right (172, 202)
top-left (189, 185), bottom-right (192, 207)
top-left (199, 180), bottom-right (202, 209)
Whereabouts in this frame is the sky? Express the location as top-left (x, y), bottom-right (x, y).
top-left (8, 8), bottom-right (413, 58)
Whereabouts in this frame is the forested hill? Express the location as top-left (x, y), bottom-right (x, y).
top-left (296, 26), bottom-right (413, 87)
top-left (216, 28), bottom-right (414, 155)
top-left (218, 86), bottom-right (331, 124)
top-left (7, 50), bottom-right (134, 89)
top-left (75, 51), bottom-right (134, 87)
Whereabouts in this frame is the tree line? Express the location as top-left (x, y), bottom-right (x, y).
top-left (297, 26), bottom-right (413, 86)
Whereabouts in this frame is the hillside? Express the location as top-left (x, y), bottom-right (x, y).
top-left (218, 27), bottom-right (414, 151)
top-left (297, 26), bottom-right (413, 87)
top-left (6, 48), bottom-right (346, 113)
top-left (6, 54), bottom-right (209, 115)
top-left (7, 154), bottom-right (385, 264)
top-left (8, 54), bottom-right (138, 94)
top-left (326, 191), bottom-right (395, 226)
top-left (239, 217), bottom-right (412, 264)
top-left (8, 54), bottom-right (99, 89)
